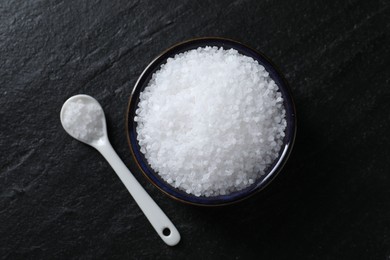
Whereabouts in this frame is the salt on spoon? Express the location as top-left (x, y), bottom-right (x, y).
top-left (60, 94), bottom-right (180, 246)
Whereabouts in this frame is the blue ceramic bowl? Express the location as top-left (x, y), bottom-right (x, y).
top-left (126, 37), bottom-right (296, 206)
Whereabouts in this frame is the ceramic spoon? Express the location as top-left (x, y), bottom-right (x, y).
top-left (60, 94), bottom-right (180, 246)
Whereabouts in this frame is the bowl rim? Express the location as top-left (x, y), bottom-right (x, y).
top-left (125, 36), bottom-right (297, 207)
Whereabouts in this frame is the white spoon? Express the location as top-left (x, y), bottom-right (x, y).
top-left (60, 94), bottom-right (180, 246)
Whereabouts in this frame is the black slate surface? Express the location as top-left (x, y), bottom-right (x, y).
top-left (1, 0), bottom-right (390, 259)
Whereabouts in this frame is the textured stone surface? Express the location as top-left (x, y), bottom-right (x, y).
top-left (1, 0), bottom-right (390, 259)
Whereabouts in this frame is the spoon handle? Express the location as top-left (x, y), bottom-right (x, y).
top-left (97, 141), bottom-right (180, 246)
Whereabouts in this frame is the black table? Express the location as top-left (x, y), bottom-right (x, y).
top-left (1, 0), bottom-right (389, 259)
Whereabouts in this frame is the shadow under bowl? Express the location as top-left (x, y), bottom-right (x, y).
top-left (126, 37), bottom-right (297, 206)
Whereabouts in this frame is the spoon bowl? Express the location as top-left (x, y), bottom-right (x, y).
top-left (60, 94), bottom-right (108, 146)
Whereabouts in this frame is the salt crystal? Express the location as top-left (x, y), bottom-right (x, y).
top-left (62, 99), bottom-right (104, 142)
top-left (135, 46), bottom-right (286, 197)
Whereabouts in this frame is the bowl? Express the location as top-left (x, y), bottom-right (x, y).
top-left (126, 37), bottom-right (296, 206)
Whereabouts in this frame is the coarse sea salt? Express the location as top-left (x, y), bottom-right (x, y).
top-left (135, 46), bottom-right (287, 197)
top-left (62, 98), bottom-right (104, 142)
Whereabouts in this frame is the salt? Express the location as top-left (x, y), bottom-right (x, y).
top-left (135, 46), bottom-right (287, 197)
top-left (62, 98), bottom-right (104, 142)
